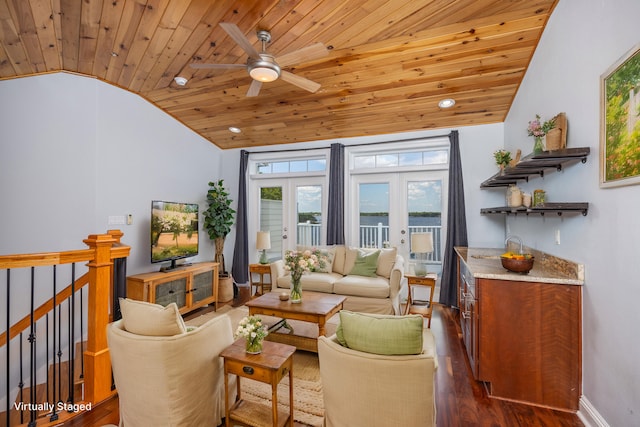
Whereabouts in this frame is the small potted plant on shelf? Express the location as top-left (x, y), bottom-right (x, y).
top-left (493, 149), bottom-right (512, 175)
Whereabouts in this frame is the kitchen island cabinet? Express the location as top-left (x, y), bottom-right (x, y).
top-left (456, 247), bottom-right (583, 411)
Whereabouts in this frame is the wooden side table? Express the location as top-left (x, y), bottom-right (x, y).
top-left (249, 263), bottom-right (272, 296)
top-left (221, 339), bottom-right (295, 427)
top-left (405, 273), bottom-right (437, 327)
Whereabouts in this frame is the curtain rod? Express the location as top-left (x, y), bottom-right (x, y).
top-left (245, 131), bottom-right (453, 155)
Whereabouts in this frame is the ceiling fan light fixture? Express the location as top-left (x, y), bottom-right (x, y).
top-left (248, 55), bottom-right (281, 82)
top-left (438, 98), bottom-right (456, 108)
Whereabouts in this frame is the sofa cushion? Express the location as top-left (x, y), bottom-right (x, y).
top-left (316, 247), bottom-right (336, 273)
top-left (276, 271), bottom-right (340, 293)
top-left (119, 298), bottom-right (187, 336)
top-left (376, 247), bottom-right (397, 278)
top-left (331, 246), bottom-right (347, 275)
top-left (343, 247), bottom-right (360, 274)
top-left (348, 249), bottom-right (380, 277)
top-left (333, 275), bottom-right (390, 298)
top-left (335, 310), bottom-right (424, 355)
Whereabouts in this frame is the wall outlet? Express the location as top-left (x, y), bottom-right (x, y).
top-left (555, 229), bottom-right (561, 245)
top-left (127, 214), bottom-right (133, 225)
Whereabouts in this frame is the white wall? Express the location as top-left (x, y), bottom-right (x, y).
top-left (0, 73), bottom-right (225, 274)
top-left (504, 1), bottom-right (640, 425)
top-left (0, 73), bottom-right (229, 407)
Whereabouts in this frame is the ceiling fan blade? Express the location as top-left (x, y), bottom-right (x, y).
top-left (219, 22), bottom-right (261, 60)
top-left (276, 43), bottom-right (329, 68)
top-left (280, 70), bottom-right (321, 93)
top-left (189, 63), bottom-right (246, 70)
top-left (246, 80), bottom-right (262, 97)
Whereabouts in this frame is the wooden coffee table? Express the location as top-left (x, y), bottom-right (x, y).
top-left (246, 291), bottom-right (346, 352)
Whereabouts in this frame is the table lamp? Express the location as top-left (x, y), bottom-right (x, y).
top-left (411, 232), bottom-right (433, 276)
top-left (256, 231), bottom-right (271, 264)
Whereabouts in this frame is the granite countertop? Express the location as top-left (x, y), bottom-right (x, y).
top-left (455, 247), bottom-right (584, 285)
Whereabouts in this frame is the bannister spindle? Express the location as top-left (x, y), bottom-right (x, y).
top-left (57, 292), bottom-right (63, 408)
top-left (19, 332), bottom-right (24, 424)
top-left (5, 270), bottom-right (10, 427)
top-left (29, 267), bottom-right (36, 427)
top-left (50, 265), bottom-right (59, 422)
top-left (46, 313), bottom-right (49, 403)
top-left (80, 286), bottom-right (84, 379)
top-left (68, 263), bottom-right (76, 404)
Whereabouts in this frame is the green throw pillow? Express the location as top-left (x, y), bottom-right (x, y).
top-left (335, 310), bottom-right (424, 355)
top-left (348, 249), bottom-right (380, 277)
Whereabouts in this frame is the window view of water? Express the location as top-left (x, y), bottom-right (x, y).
top-left (360, 215), bottom-right (441, 226)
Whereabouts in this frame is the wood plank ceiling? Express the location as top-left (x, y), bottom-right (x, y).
top-left (0, 0), bottom-right (558, 150)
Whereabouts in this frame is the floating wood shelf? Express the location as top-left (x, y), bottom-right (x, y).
top-left (481, 203), bottom-right (589, 216)
top-left (480, 147), bottom-right (591, 188)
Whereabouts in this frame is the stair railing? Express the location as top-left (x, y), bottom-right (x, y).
top-left (1, 230), bottom-right (130, 426)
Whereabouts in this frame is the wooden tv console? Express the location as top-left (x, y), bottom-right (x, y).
top-left (126, 262), bottom-right (219, 314)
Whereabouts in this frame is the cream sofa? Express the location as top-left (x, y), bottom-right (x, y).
top-left (270, 246), bottom-right (404, 314)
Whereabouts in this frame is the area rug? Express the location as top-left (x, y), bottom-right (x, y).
top-left (186, 305), bottom-right (325, 427)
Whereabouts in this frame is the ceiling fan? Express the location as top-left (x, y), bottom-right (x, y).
top-left (190, 22), bottom-right (329, 97)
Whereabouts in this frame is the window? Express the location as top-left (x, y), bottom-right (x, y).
top-left (256, 158), bottom-right (326, 174)
top-left (353, 148), bottom-right (448, 170)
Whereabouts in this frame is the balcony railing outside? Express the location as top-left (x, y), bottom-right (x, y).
top-left (295, 222), bottom-right (443, 263)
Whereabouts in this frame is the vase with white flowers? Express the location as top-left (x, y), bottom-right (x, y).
top-left (527, 114), bottom-right (556, 154)
top-left (236, 315), bottom-right (268, 354)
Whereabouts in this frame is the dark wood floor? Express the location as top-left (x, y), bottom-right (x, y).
top-left (68, 285), bottom-right (584, 427)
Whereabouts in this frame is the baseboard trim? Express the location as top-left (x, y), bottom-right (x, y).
top-left (578, 395), bottom-right (609, 427)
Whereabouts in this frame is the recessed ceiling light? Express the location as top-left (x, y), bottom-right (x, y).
top-left (174, 76), bottom-right (188, 86)
top-left (438, 98), bottom-right (456, 108)
top-left (228, 127), bottom-right (242, 134)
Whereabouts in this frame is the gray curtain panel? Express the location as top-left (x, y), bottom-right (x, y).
top-left (327, 143), bottom-right (345, 245)
top-left (231, 150), bottom-right (250, 283)
top-left (439, 130), bottom-right (468, 307)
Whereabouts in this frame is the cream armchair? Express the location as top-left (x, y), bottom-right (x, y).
top-left (107, 312), bottom-right (236, 426)
top-left (318, 329), bottom-right (438, 427)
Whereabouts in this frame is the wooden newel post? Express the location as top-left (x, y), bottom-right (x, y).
top-left (83, 233), bottom-right (117, 404)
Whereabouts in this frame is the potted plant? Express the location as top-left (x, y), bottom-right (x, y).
top-left (493, 149), bottom-right (512, 174)
top-left (203, 180), bottom-right (236, 300)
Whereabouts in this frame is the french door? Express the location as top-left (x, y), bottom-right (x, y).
top-left (250, 177), bottom-right (326, 262)
top-left (349, 171), bottom-right (447, 265)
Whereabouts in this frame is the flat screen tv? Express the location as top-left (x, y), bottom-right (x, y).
top-left (150, 200), bottom-right (199, 270)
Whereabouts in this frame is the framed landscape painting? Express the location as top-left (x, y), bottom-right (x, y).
top-left (600, 43), bottom-right (640, 188)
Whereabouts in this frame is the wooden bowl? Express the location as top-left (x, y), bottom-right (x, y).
top-left (501, 255), bottom-right (535, 274)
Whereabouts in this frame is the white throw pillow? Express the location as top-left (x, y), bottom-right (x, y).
top-left (119, 298), bottom-right (187, 336)
top-left (376, 247), bottom-right (398, 278)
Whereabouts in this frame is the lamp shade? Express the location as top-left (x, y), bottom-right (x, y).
top-left (411, 233), bottom-right (433, 253)
top-left (256, 231), bottom-right (271, 250)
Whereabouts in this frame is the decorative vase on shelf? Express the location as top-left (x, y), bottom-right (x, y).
top-left (290, 274), bottom-right (302, 303)
top-left (533, 136), bottom-right (545, 154)
top-left (499, 164), bottom-right (506, 176)
top-left (245, 338), bottom-right (263, 354)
